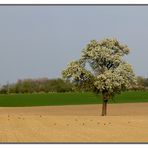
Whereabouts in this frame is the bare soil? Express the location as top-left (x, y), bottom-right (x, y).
top-left (0, 103), bottom-right (148, 142)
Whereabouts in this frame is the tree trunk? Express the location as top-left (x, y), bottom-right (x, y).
top-left (101, 94), bottom-right (108, 116)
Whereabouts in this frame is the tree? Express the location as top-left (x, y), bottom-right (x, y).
top-left (144, 78), bottom-right (148, 88)
top-left (62, 38), bottom-right (137, 116)
top-left (136, 76), bottom-right (145, 90)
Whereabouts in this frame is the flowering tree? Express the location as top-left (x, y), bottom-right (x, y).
top-left (62, 38), bottom-right (137, 116)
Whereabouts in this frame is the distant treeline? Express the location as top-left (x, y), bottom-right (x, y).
top-left (0, 78), bottom-right (74, 94)
top-left (135, 76), bottom-right (148, 90)
top-left (0, 76), bottom-right (148, 94)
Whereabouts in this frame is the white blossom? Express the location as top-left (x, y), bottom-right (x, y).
top-left (62, 38), bottom-right (137, 98)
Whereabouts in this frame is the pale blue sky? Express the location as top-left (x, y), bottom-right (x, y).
top-left (0, 5), bottom-right (148, 84)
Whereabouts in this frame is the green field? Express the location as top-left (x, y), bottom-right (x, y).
top-left (0, 91), bottom-right (147, 107)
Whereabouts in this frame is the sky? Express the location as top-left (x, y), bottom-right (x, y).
top-left (0, 5), bottom-right (148, 85)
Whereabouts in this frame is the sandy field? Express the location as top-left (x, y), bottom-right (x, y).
top-left (0, 103), bottom-right (148, 143)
